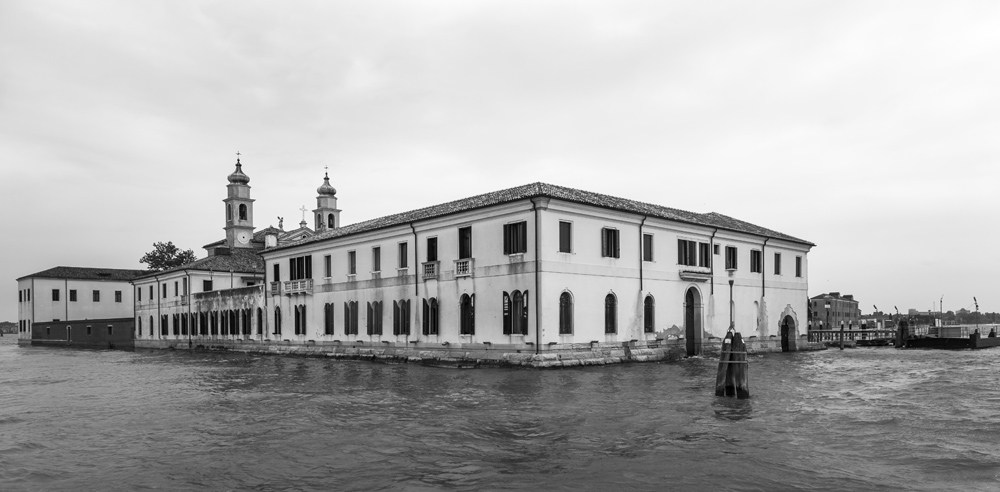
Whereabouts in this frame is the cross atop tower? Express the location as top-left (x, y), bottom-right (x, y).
top-left (299, 205), bottom-right (307, 221)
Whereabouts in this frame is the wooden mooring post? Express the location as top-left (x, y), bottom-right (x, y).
top-left (715, 331), bottom-right (750, 399)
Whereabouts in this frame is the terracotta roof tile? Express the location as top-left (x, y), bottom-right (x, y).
top-left (133, 248), bottom-right (265, 281)
top-left (18, 266), bottom-right (148, 282)
top-left (268, 182), bottom-right (814, 253)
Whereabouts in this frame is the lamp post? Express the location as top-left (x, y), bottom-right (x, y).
top-left (825, 301), bottom-right (831, 344)
top-left (727, 268), bottom-right (736, 331)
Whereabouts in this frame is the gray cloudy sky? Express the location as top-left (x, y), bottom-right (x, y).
top-left (2, 0), bottom-right (998, 322)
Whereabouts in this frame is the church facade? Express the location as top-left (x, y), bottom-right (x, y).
top-left (134, 159), bottom-right (815, 360)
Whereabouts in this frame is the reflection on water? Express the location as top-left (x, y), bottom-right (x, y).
top-left (2, 336), bottom-right (1000, 492)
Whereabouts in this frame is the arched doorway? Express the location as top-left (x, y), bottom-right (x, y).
top-left (684, 287), bottom-right (702, 356)
top-left (780, 315), bottom-right (795, 352)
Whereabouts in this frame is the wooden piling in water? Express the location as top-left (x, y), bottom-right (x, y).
top-left (714, 332), bottom-right (733, 397)
top-left (715, 331), bottom-right (749, 399)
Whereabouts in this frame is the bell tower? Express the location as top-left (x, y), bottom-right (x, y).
top-left (224, 154), bottom-right (256, 249)
top-left (312, 167), bottom-right (341, 232)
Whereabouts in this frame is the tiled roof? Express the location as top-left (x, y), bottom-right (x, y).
top-left (202, 226), bottom-right (284, 249)
top-left (134, 248), bottom-right (265, 281)
top-left (17, 266), bottom-right (148, 282)
top-left (268, 182), bottom-right (814, 253)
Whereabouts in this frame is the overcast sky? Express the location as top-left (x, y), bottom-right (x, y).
top-left (2, 0), bottom-right (998, 322)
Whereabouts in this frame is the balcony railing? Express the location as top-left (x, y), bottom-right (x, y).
top-left (283, 279), bottom-right (314, 295)
top-left (422, 261), bottom-right (439, 279)
top-left (455, 258), bottom-right (474, 277)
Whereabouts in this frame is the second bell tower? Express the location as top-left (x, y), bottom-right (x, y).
top-left (224, 155), bottom-right (255, 249)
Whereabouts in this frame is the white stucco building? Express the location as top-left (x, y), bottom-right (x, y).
top-left (134, 159), bottom-right (814, 358)
top-left (15, 266), bottom-right (146, 340)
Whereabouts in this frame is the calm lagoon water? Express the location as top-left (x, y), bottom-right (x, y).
top-left (2, 335), bottom-right (999, 491)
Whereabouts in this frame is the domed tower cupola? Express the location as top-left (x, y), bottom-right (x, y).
top-left (317, 172), bottom-right (336, 196)
top-left (223, 152), bottom-right (256, 249)
top-left (228, 158), bottom-right (251, 185)
top-left (313, 166), bottom-right (341, 231)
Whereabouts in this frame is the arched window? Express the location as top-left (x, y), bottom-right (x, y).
top-left (324, 303), bottom-right (334, 335)
top-left (181, 313), bottom-right (188, 335)
top-left (256, 307), bottom-right (263, 335)
top-left (366, 301), bottom-right (382, 335)
top-left (644, 295), bottom-right (655, 333)
top-left (274, 307), bottom-right (282, 335)
top-left (393, 300), bottom-right (410, 335)
top-left (238, 204), bottom-right (247, 221)
top-left (343, 301), bottom-right (358, 335)
top-left (328, 214), bottom-right (335, 229)
top-left (513, 290), bottom-right (525, 335)
top-left (559, 292), bottom-right (573, 335)
top-left (149, 316), bottom-right (153, 338)
top-left (460, 294), bottom-right (475, 335)
top-left (605, 293), bottom-right (617, 334)
top-left (422, 298), bottom-right (439, 335)
top-left (226, 204), bottom-right (232, 222)
top-left (502, 290), bottom-right (529, 335)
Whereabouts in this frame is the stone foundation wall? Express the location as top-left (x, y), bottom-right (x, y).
top-left (135, 336), bottom-right (824, 368)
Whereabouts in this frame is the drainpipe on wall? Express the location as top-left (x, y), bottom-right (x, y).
top-left (709, 228), bottom-right (718, 295)
top-left (531, 199), bottom-right (542, 355)
top-left (761, 238), bottom-right (769, 298)
top-left (186, 270), bottom-right (192, 347)
top-left (639, 216), bottom-right (647, 292)
top-left (64, 278), bottom-right (68, 322)
top-left (155, 275), bottom-right (160, 339)
top-left (410, 223), bottom-right (419, 297)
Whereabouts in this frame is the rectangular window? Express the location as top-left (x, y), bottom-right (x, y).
top-left (174, 281), bottom-right (178, 297)
top-left (750, 250), bottom-right (763, 273)
top-left (273, 264), bottom-right (280, 283)
top-left (725, 246), bottom-right (738, 270)
top-left (795, 256), bottom-right (803, 277)
top-left (87, 326), bottom-right (92, 335)
top-left (148, 286), bottom-right (153, 299)
top-left (137, 288), bottom-right (141, 302)
top-left (426, 237), bottom-right (438, 262)
top-left (677, 239), bottom-right (697, 266)
top-left (107, 326), bottom-right (113, 335)
top-left (182, 278), bottom-right (187, 295)
top-left (161, 284), bottom-right (166, 298)
top-left (713, 244), bottom-right (720, 255)
top-left (601, 228), bottom-right (620, 258)
top-left (289, 256), bottom-right (313, 281)
top-left (203, 280), bottom-right (213, 292)
top-left (348, 251), bottom-right (357, 275)
top-left (774, 252), bottom-right (782, 275)
top-left (19, 291), bottom-right (22, 302)
top-left (372, 246), bottom-right (381, 272)
top-left (115, 291), bottom-right (122, 303)
top-left (52, 289), bottom-right (59, 301)
top-left (70, 290), bottom-right (77, 302)
top-left (93, 290), bottom-right (100, 302)
top-left (324, 255), bottom-right (332, 277)
top-left (458, 226), bottom-right (472, 259)
top-left (698, 242), bottom-right (711, 268)
top-left (559, 221), bottom-right (572, 253)
top-left (27, 289), bottom-right (30, 301)
top-left (642, 234), bottom-right (653, 262)
top-left (398, 242), bottom-right (408, 269)
top-left (503, 221), bottom-right (528, 255)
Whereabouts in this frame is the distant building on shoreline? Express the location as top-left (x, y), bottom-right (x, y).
top-left (15, 266), bottom-right (146, 347)
top-left (809, 292), bottom-right (861, 330)
top-left (132, 158), bottom-right (816, 358)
